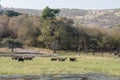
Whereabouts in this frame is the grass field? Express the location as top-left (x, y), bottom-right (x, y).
top-left (0, 54), bottom-right (120, 76)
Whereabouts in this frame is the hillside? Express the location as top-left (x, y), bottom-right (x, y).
top-left (1, 7), bottom-right (120, 27)
top-left (58, 9), bottom-right (120, 28)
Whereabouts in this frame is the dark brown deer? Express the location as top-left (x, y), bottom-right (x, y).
top-left (51, 57), bottom-right (58, 61)
top-left (69, 57), bottom-right (77, 62)
top-left (18, 56), bottom-right (24, 62)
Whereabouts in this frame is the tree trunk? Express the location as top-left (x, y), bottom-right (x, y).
top-left (92, 49), bottom-right (95, 55)
top-left (101, 49), bottom-right (104, 57)
top-left (11, 48), bottom-right (14, 52)
top-left (78, 46), bottom-right (80, 56)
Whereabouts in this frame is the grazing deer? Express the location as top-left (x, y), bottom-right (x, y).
top-left (18, 56), bottom-right (24, 62)
top-left (69, 57), bottom-right (77, 62)
top-left (58, 57), bottom-right (67, 61)
top-left (51, 57), bottom-right (58, 61)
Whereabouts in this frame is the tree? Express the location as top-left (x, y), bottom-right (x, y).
top-left (0, 15), bottom-right (15, 39)
top-left (50, 40), bottom-right (61, 53)
top-left (16, 15), bottom-right (41, 47)
top-left (1, 38), bottom-right (23, 52)
top-left (109, 27), bottom-right (120, 53)
top-left (42, 6), bottom-right (60, 20)
top-left (4, 10), bottom-right (21, 17)
top-left (37, 7), bottom-right (60, 48)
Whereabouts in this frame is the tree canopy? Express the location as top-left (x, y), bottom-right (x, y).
top-left (4, 10), bottom-right (21, 17)
top-left (1, 38), bottom-right (23, 52)
top-left (42, 6), bottom-right (60, 20)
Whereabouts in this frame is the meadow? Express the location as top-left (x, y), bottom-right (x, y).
top-left (0, 52), bottom-right (120, 76)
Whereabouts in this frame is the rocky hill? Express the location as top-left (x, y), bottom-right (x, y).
top-left (1, 7), bottom-right (120, 27)
top-left (60, 9), bottom-right (120, 28)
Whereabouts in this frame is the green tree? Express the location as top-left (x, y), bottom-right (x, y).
top-left (42, 6), bottom-right (60, 20)
top-left (1, 38), bottom-right (23, 52)
top-left (38, 7), bottom-right (60, 48)
top-left (4, 10), bottom-right (21, 17)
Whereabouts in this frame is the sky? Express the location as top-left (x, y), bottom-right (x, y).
top-left (1, 0), bottom-right (120, 10)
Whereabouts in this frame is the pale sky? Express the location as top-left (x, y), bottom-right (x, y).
top-left (1, 0), bottom-right (120, 10)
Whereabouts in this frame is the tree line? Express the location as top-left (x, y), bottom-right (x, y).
top-left (0, 7), bottom-right (120, 54)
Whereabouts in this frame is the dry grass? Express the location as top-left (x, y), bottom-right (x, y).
top-left (0, 48), bottom-right (11, 53)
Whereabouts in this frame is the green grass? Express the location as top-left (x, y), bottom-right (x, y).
top-left (0, 54), bottom-right (120, 75)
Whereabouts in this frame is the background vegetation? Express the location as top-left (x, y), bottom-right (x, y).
top-left (0, 7), bottom-right (120, 54)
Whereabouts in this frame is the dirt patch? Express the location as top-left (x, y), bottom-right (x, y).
top-left (0, 73), bottom-right (120, 80)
